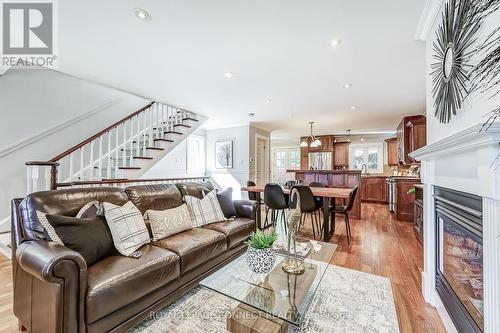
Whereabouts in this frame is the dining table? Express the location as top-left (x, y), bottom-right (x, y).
top-left (241, 185), bottom-right (354, 241)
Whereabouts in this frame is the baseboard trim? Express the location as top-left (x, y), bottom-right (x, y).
top-left (0, 95), bottom-right (128, 157)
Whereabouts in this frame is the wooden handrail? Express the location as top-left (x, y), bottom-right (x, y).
top-left (25, 161), bottom-right (60, 166)
top-left (56, 176), bottom-right (210, 187)
top-left (49, 101), bottom-right (155, 162)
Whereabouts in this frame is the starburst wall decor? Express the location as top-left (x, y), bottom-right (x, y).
top-left (431, 0), bottom-right (483, 123)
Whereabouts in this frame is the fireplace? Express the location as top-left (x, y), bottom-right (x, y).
top-left (435, 186), bottom-right (483, 332)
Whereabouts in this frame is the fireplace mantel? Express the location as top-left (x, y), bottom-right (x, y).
top-left (409, 122), bottom-right (500, 333)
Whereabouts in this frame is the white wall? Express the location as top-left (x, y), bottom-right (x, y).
top-left (141, 129), bottom-right (206, 179)
top-left (426, 9), bottom-right (500, 144)
top-left (206, 125), bottom-right (250, 199)
top-left (0, 68), bottom-right (149, 228)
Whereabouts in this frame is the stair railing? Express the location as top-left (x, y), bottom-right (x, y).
top-left (25, 101), bottom-right (198, 193)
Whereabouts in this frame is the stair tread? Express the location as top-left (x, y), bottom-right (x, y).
top-left (154, 138), bottom-right (174, 142)
top-left (133, 156), bottom-right (154, 160)
top-left (164, 131), bottom-right (183, 135)
top-left (146, 147), bottom-right (164, 150)
top-left (173, 124), bottom-right (192, 128)
top-left (118, 166), bottom-right (142, 170)
top-left (182, 117), bottom-right (199, 122)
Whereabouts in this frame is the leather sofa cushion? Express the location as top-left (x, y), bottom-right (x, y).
top-left (86, 245), bottom-right (180, 324)
top-left (153, 228), bottom-right (227, 274)
top-left (203, 218), bottom-right (255, 249)
top-left (125, 184), bottom-right (183, 214)
top-left (175, 182), bottom-right (214, 199)
top-left (20, 187), bottom-right (128, 240)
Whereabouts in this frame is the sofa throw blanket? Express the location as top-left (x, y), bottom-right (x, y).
top-left (184, 190), bottom-right (225, 227)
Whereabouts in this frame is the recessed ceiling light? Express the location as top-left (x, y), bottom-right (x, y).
top-left (344, 83), bottom-right (352, 89)
top-left (265, 99), bottom-right (272, 103)
top-left (134, 8), bottom-right (151, 21)
top-left (289, 114), bottom-right (295, 118)
top-left (248, 113), bottom-right (255, 118)
top-left (330, 38), bottom-right (342, 48)
top-left (351, 106), bottom-right (358, 110)
top-left (361, 137), bottom-right (365, 142)
top-left (224, 72), bottom-right (234, 79)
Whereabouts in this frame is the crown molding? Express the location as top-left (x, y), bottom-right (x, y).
top-left (410, 123), bottom-right (500, 161)
top-left (414, 0), bottom-right (444, 41)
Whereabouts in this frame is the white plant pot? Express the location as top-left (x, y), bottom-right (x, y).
top-left (246, 246), bottom-right (276, 274)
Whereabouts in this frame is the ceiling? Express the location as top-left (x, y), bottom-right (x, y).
top-left (55, 0), bottom-right (426, 140)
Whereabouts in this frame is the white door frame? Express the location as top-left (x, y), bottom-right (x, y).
top-left (271, 146), bottom-right (300, 182)
top-left (254, 134), bottom-right (270, 185)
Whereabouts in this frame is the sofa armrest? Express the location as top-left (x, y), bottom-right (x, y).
top-left (17, 240), bottom-right (87, 282)
top-left (233, 200), bottom-right (258, 221)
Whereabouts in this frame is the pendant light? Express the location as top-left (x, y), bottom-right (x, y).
top-left (346, 129), bottom-right (351, 142)
top-left (300, 122), bottom-right (322, 147)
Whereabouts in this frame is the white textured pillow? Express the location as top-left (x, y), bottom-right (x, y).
top-left (36, 210), bottom-right (64, 245)
top-left (102, 201), bottom-right (150, 256)
top-left (184, 190), bottom-right (226, 227)
top-left (145, 204), bottom-right (193, 241)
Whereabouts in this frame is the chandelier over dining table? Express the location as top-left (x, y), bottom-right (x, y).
top-left (300, 122), bottom-right (321, 148)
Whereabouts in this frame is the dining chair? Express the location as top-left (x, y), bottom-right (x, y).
top-left (308, 182), bottom-right (324, 210)
top-left (263, 183), bottom-right (288, 233)
top-left (330, 186), bottom-right (359, 244)
top-left (284, 180), bottom-right (296, 188)
top-left (246, 180), bottom-right (263, 204)
top-left (289, 185), bottom-right (322, 239)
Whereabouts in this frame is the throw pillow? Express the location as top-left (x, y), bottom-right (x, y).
top-left (45, 214), bottom-right (113, 266)
top-left (217, 188), bottom-right (237, 218)
top-left (76, 201), bottom-right (102, 218)
top-left (36, 210), bottom-right (64, 245)
top-left (102, 201), bottom-right (150, 257)
top-left (184, 190), bottom-right (226, 227)
top-left (145, 204), bottom-right (192, 241)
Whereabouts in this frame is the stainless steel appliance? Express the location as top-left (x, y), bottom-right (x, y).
top-left (387, 177), bottom-right (396, 212)
top-left (308, 152), bottom-right (332, 170)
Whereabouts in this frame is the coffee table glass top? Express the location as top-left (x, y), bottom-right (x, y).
top-left (200, 240), bottom-right (336, 326)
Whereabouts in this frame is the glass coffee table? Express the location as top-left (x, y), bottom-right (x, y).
top-left (200, 239), bottom-right (336, 333)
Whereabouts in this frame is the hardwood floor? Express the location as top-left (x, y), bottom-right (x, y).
top-left (0, 203), bottom-right (446, 332)
top-left (298, 203), bottom-right (446, 333)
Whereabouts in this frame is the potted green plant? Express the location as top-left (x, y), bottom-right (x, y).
top-left (246, 230), bottom-right (277, 274)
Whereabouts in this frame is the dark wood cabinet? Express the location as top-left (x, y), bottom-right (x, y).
top-left (385, 138), bottom-right (398, 166)
top-left (396, 115), bottom-right (426, 165)
top-left (361, 177), bottom-right (388, 203)
top-left (395, 179), bottom-right (416, 222)
top-left (333, 142), bottom-right (349, 168)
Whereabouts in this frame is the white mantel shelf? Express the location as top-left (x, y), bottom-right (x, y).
top-left (410, 123), bottom-right (500, 161)
top-left (409, 122), bottom-right (500, 333)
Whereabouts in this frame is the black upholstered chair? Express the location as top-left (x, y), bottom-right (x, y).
top-left (308, 181), bottom-right (324, 210)
top-left (289, 185), bottom-right (322, 239)
top-left (284, 180), bottom-right (296, 188)
top-left (330, 186), bottom-right (359, 244)
top-left (247, 180), bottom-right (263, 204)
top-left (263, 183), bottom-right (288, 232)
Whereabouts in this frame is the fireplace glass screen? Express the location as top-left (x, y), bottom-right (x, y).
top-left (438, 216), bottom-right (483, 330)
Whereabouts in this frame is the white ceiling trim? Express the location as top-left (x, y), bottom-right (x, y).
top-left (414, 0), bottom-right (444, 41)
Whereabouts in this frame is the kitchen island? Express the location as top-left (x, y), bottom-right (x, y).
top-left (286, 169), bottom-right (361, 220)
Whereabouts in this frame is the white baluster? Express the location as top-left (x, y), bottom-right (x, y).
top-left (142, 109), bottom-right (147, 154)
top-left (107, 130), bottom-right (112, 179)
top-left (32, 165), bottom-right (39, 192)
top-left (89, 140), bottom-right (94, 179)
top-left (149, 105), bottom-right (154, 147)
top-left (115, 126), bottom-right (119, 170)
top-left (135, 115), bottom-right (141, 156)
top-left (80, 146), bottom-right (85, 179)
top-left (98, 136), bottom-right (103, 179)
top-left (44, 166), bottom-right (51, 190)
top-left (122, 121), bottom-right (127, 166)
top-left (129, 117), bottom-right (134, 165)
top-left (26, 166), bottom-right (32, 194)
top-left (69, 152), bottom-right (74, 181)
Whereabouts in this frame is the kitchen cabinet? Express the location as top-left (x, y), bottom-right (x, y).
top-left (333, 142), bottom-right (349, 168)
top-left (395, 179), bottom-right (416, 222)
top-left (385, 138), bottom-right (398, 166)
top-left (299, 135), bottom-right (336, 169)
top-left (397, 115), bottom-right (426, 165)
top-left (361, 177), bottom-right (388, 203)
top-left (414, 185), bottom-right (424, 242)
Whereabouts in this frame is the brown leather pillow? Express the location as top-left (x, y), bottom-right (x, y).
top-left (45, 214), bottom-right (114, 266)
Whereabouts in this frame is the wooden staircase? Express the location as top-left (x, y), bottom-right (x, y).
top-left (26, 101), bottom-right (207, 193)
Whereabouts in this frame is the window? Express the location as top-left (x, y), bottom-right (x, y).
top-left (350, 143), bottom-right (383, 173)
top-left (272, 148), bottom-right (300, 183)
top-left (187, 135), bottom-right (206, 173)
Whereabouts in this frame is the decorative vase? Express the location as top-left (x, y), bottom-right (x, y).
top-left (246, 246), bottom-right (276, 274)
top-left (282, 188), bottom-right (305, 274)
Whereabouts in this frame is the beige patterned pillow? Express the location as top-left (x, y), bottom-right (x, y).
top-left (102, 201), bottom-right (150, 256)
top-left (145, 204), bottom-right (193, 241)
top-left (184, 190), bottom-right (226, 227)
top-left (36, 210), bottom-right (64, 245)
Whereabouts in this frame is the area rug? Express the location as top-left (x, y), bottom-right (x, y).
top-left (129, 264), bottom-right (399, 333)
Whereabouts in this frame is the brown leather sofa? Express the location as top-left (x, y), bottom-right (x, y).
top-left (11, 182), bottom-right (257, 333)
